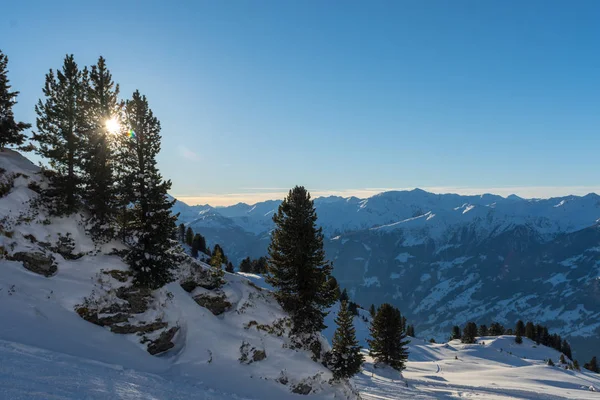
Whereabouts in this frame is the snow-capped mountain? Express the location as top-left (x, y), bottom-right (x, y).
top-left (174, 189), bottom-right (600, 361)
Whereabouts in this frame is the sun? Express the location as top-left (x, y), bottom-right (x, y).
top-left (105, 117), bottom-right (120, 135)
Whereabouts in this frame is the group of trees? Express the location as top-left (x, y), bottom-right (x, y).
top-left (177, 224), bottom-right (234, 272)
top-left (2, 50), bottom-right (177, 289)
top-left (239, 256), bottom-right (267, 274)
top-left (0, 50), bottom-right (30, 148)
top-left (266, 186), bottom-right (410, 379)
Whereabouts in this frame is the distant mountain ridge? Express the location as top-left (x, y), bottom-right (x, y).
top-left (173, 189), bottom-right (600, 360)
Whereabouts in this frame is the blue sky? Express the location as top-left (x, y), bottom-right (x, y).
top-left (3, 1), bottom-right (600, 205)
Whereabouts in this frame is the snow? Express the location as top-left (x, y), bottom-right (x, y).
top-left (354, 336), bottom-right (600, 399)
top-left (394, 252), bottom-right (414, 263)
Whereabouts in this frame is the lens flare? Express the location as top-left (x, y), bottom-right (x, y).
top-left (105, 117), bottom-right (120, 134)
top-left (128, 130), bottom-right (136, 139)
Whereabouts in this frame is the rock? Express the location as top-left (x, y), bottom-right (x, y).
top-left (193, 293), bottom-right (231, 315)
top-left (110, 321), bottom-right (167, 334)
top-left (103, 269), bottom-right (130, 283)
top-left (291, 383), bottom-right (312, 395)
top-left (97, 313), bottom-right (130, 326)
top-left (115, 286), bottom-right (152, 313)
top-left (252, 349), bottom-right (267, 362)
top-left (180, 280), bottom-right (198, 293)
top-left (148, 327), bottom-right (179, 355)
top-left (11, 252), bottom-right (57, 277)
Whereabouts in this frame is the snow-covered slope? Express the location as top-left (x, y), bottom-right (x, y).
top-left (0, 150), bottom-right (356, 399)
top-left (356, 336), bottom-right (600, 399)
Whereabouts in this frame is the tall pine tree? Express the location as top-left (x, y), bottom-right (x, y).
top-left (368, 303), bottom-right (409, 371)
top-left (0, 50), bottom-right (30, 148)
top-left (327, 300), bottom-right (364, 379)
top-left (33, 54), bottom-right (86, 214)
top-left (266, 186), bottom-right (337, 336)
top-left (122, 90), bottom-right (177, 289)
top-left (82, 56), bottom-right (120, 239)
top-left (461, 322), bottom-right (478, 344)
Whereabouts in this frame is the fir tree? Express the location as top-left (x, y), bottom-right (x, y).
top-left (253, 256), bottom-right (268, 274)
top-left (367, 303), bottom-right (409, 371)
top-left (559, 354), bottom-right (566, 364)
top-left (210, 245), bottom-right (224, 269)
top-left (348, 301), bottom-right (359, 316)
top-left (225, 261), bottom-right (234, 273)
top-left (584, 356), bottom-right (599, 373)
top-left (574, 359), bottom-right (580, 371)
top-left (515, 320), bottom-right (525, 337)
top-left (239, 257), bottom-right (252, 273)
top-left (340, 288), bottom-right (349, 302)
top-left (515, 332), bottom-right (523, 344)
top-left (178, 223), bottom-right (185, 242)
top-left (450, 325), bottom-right (462, 340)
top-left (461, 322), bottom-right (477, 344)
top-left (327, 300), bottom-right (364, 380)
top-left (212, 244), bottom-right (228, 264)
top-left (191, 234), bottom-right (202, 258)
top-left (369, 304), bottom-right (376, 318)
top-left (525, 321), bottom-right (535, 340)
top-left (185, 226), bottom-right (194, 246)
top-left (122, 90), bottom-right (177, 289)
top-left (547, 358), bottom-right (555, 367)
top-left (406, 325), bottom-right (415, 337)
top-left (266, 186), bottom-right (337, 336)
top-left (561, 339), bottom-right (572, 360)
top-left (478, 324), bottom-right (488, 337)
top-left (33, 54), bottom-right (86, 214)
top-left (488, 322), bottom-right (505, 336)
top-left (0, 50), bottom-right (30, 148)
top-left (81, 56), bottom-right (120, 239)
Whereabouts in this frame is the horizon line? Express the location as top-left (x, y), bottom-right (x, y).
top-left (172, 186), bottom-right (600, 207)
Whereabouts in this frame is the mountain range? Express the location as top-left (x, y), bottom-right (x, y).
top-left (173, 189), bottom-right (600, 360)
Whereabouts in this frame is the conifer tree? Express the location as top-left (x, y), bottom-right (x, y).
top-left (210, 245), bottom-right (224, 269)
top-left (488, 322), bottom-right (505, 336)
top-left (584, 356), bottom-right (599, 373)
top-left (82, 56), bottom-right (120, 239)
top-left (478, 324), bottom-right (488, 337)
top-left (348, 301), bottom-right (359, 316)
top-left (327, 300), bottom-right (364, 379)
top-left (369, 304), bottom-right (376, 318)
top-left (253, 256), bottom-right (268, 274)
top-left (178, 223), bottom-right (185, 242)
top-left (450, 325), bottom-right (462, 340)
top-left (406, 325), bottom-right (415, 337)
top-left (574, 359), bottom-right (580, 371)
top-left (0, 50), bottom-right (30, 149)
top-left (547, 358), bottom-right (555, 367)
top-left (239, 257), bottom-right (252, 273)
top-left (185, 226), bottom-right (193, 246)
top-left (266, 186), bottom-right (337, 336)
top-left (559, 354), bottom-right (566, 364)
top-left (213, 244), bottom-right (228, 264)
top-left (33, 54), bottom-right (86, 214)
top-left (368, 303), bottom-right (409, 371)
top-left (515, 332), bottom-right (523, 344)
top-left (515, 320), bottom-right (525, 337)
top-left (226, 261), bottom-right (234, 273)
top-left (122, 90), bottom-right (177, 289)
top-left (561, 339), bottom-right (572, 360)
top-left (461, 322), bottom-right (477, 344)
top-left (525, 321), bottom-right (535, 340)
top-left (191, 234), bottom-right (201, 258)
top-left (340, 288), bottom-right (349, 302)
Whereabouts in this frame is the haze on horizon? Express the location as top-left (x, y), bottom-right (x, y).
top-left (3, 1), bottom-right (600, 206)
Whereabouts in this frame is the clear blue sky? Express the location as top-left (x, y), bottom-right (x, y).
top-left (3, 1), bottom-right (600, 205)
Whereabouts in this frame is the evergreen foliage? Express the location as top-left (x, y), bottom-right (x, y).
top-left (525, 321), bottom-right (535, 340)
top-left (406, 325), bottom-right (415, 337)
top-left (81, 56), bottom-right (120, 239)
top-left (488, 322), bottom-right (505, 336)
top-left (584, 356), bottom-right (599, 373)
top-left (33, 54), bottom-right (86, 215)
top-left (266, 186), bottom-right (337, 336)
top-left (239, 256), bottom-right (252, 273)
top-left (178, 223), bottom-right (185, 242)
top-left (121, 90), bottom-right (177, 289)
top-left (478, 324), bottom-right (488, 337)
top-left (367, 303), bottom-right (409, 371)
top-left (450, 325), bottom-right (461, 340)
top-left (0, 50), bottom-right (30, 148)
top-left (547, 358), bottom-right (555, 366)
top-left (185, 226), bottom-right (193, 246)
top-left (225, 261), bottom-right (234, 273)
top-left (327, 300), bottom-right (364, 380)
top-left (461, 322), bottom-right (477, 344)
top-left (369, 304), bottom-right (376, 318)
top-left (210, 245), bottom-right (224, 269)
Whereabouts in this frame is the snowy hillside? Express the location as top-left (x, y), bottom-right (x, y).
top-left (0, 150), bottom-right (356, 399)
top-left (173, 190), bottom-right (600, 361)
top-left (356, 336), bottom-right (600, 399)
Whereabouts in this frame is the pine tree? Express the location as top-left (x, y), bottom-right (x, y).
top-left (461, 322), bottom-right (477, 344)
top-left (197, 233), bottom-right (207, 254)
top-left (584, 356), bottom-right (599, 373)
top-left (547, 358), bottom-right (555, 367)
top-left (81, 56), bottom-right (120, 239)
top-left (559, 354), bottom-right (566, 364)
top-left (212, 244), bottom-right (228, 264)
top-left (515, 320), bottom-right (525, 337)
top-left (367, 303), bottom-right (409, 371)
top-left (210, 245), bottom-right (224, 269)
top-left (478, 324), bottom-right (488, 337)
top-left (327, 300), bottom-right (364, 380)
top-left (369, 304), bottom-right (376, 318)
top-left (406, 325), bottom-right (415, 337)
top-left (450, 325), bottom-right (462, 340)
top-left (561, 339), bottom-right (572, 360)
top-left (525, 321), bottom-right (535, 340)
top-left (178, 223), bottom-right (185, 242)
top-left (573, 359), bottom-right (580, 371)
top-left (225, 261), bottom-right (234, 273)
top-left (122, 90), bottom-right (177, 289)
top-left (239, 257), bottom-right (252, 273)
top-left (489, 322), bottom-right (505, 336)
top-left (185, 227), bottom-right (194, 246)
top-left (191, 234), bottom-right (201, 258)
top-left (33, 54), bottom-right (86, 214)
top-left (253, 256), bottom-right (268, 274)
top-left (266, 186), bottom-right (337, 336)
top-left (340, 288), bottom-right (349, 302)
top-left (0, 50), bottom-right (30, 148)
top-left (348, 301), bottom-right (359, 316)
